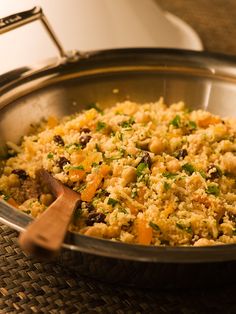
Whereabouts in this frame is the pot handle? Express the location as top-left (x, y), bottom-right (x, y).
top-left (0, 7), bottom-right (77, 61)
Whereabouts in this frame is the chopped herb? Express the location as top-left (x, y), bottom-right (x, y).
top-left (67, 165), bottom-right (84, 170)
top-left (65, 143), bottom-right (82, 151)
top-left (170, 115), bottom-right (181, 128)
top-left (206, 184), bottom-right (220, 196)
top-left (3, 194), bottom-right (10, 201)
top-left (182, 163), bottom-right (195, 175)
top-left (131, 190), bottom-right (138, 198)
top-left (22, 209), bottom-right (31, 214)
top-left (96, 121), bottom-right (107, 131)
top-left (118, 132), bottom-right (123, 141)
top-left (86, 103), bottom-right (103, 113)
top-left (95, 189), bottom-right (109, 198)
top-left (118, 208), bottom-right (128, 214)
top-left (95, 143), bottom-right (102, 152)
top-left (108, 197), bottom-right (119, 207)
top-left (47, 153), bottom-right (54, 159)
top-left (162, 172), bottom-right (178, 179)
top-left (149, 221), bottom-right (160, 232)
top-left (176, 223), bottom-right (192, 233)
top-left (188, 121), bottom-right (197, 130)
top-left (163, 181), bottom-right (171, 191)
top-left (119, 117), bottom-right (135, 128)
top-left (119, 148), bottom-right (126, 157)
top-left (136, 162), bottom-right (149, 177)
top-left (74, 183), bottom-right (87, 192)
top-left (199, 170), bottom-right (207, 179)
top-left (92, 162), bottom-right (99, 168)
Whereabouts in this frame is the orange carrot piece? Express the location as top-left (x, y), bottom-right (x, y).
top-left (198, 115), bottom-right (221, 128)
top-left (69, 169), bottom-right (86, 182)
top-left (136, 187), bottom-right (146, 204)
top-left (136, 219), bottom-right (153, 245)
top-left (80, 165), bottom-right (110, 202)
top-left (126, 201), bottom-right (138, 215)
top-left (1, 196), bottom-right (19, 209)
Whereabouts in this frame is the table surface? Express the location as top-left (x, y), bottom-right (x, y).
top-left (1, 1), bottom-right (236, 313)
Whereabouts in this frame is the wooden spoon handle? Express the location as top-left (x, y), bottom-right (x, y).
top-left (18, 194), bottom-right (79, 258)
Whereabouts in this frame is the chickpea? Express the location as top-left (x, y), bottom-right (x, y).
top-left (8, 173), bottom-right (20, 187)
top-left (149, 137), bottom-right (164, 154)
top-left (135, 111), bottom-right (150, 123)
top-left (194, 238), bottom-right (214, 246)
top-left (221, 152), bottom-right (236, 175)
top-left (40, 193), bottom-right (54, 206)
top-left (166, 159), bottom-right (180, 173)
top-left (84, 226), bottom-right (103, 237)
top-left (122, 166), bottom-right (137, 186)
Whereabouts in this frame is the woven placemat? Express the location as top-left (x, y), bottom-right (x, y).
top-left (0, 222), bottom-right (236, 314)
top-left (157, 0), bottom-right (236, 55)
top-left (2, 1), bottom-right (236, 313)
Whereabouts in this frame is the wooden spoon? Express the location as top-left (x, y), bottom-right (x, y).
top-left (18, 169), bottom-right (81, 258)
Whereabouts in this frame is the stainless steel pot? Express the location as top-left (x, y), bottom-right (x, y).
top-left (1, 7), bottom-right (236, 288)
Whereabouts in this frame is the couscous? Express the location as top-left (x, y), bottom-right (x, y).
top-left (1, 99), bottom-right (236, 246)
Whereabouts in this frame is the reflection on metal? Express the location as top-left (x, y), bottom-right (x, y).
top-left (0, 6), bottom-right (79, 61)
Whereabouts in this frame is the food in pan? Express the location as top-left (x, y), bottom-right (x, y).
top-left (1, 98), bottom-right (236, 246)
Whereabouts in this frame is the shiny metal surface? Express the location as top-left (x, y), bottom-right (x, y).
top-left (2, 48), bottom-right (236, 287)
top-left (0, 7), bottom-right (78, 60)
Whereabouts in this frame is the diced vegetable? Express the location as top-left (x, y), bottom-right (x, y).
top-left (170, 115), bottom-right (181, 128)
top-left (80, 165), bottom-right (110, 202)
top-left (162, 172), bottom-right (178, 179)
top-left (108, 198), bottom-right (119, 207)
top-left (149, 221), bottom-right (160, 232)
top-left (69, 168), bottom-right (86, 182)
top-left (206, 184), bottom-right (220, 196)
top-left (96, 121), bottom-right (107, 131)
top-left (176, 223), bottom-right (192, 234)
top-left (136, 218), bottom-right (153, 245)
top-left (188, 121), bottom-right (197, 130)
top-left (1, 195), bottom-right (19, 208)
top-left (182, 163), bottom-right (195, 175)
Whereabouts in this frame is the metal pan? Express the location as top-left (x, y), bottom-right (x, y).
top-left (1, 7), bottom-right (236, 288)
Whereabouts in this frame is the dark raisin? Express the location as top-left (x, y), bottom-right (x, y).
top-left (53, 135), bottom-right (64, 146)
top-left (85, 203), bottom-right (95, 213)
top-left (86, 212), bottom-right (106, 226)
top-left (79, 135), bottom-right (92, 148)
top-left (207, 164), bottom-right (222, 179)
top-left (12, 169), bottom-right (28, 180)
top-left (228, 212), bottom-right (236, 222)
top-left (139, 152), bottom-right (152, 169)
top-left (121, 220), bottom-right (133, 231)
top-left (176, 149), bottom-right (188, 160)
top-left (218, 216), bottom-right (224, 225)
top-left (57, 156), bottom-right (70, 169)
top-left (80, 127), bottom-right (91, 133)
top-left (75, 200), bottom-right (82, 210)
